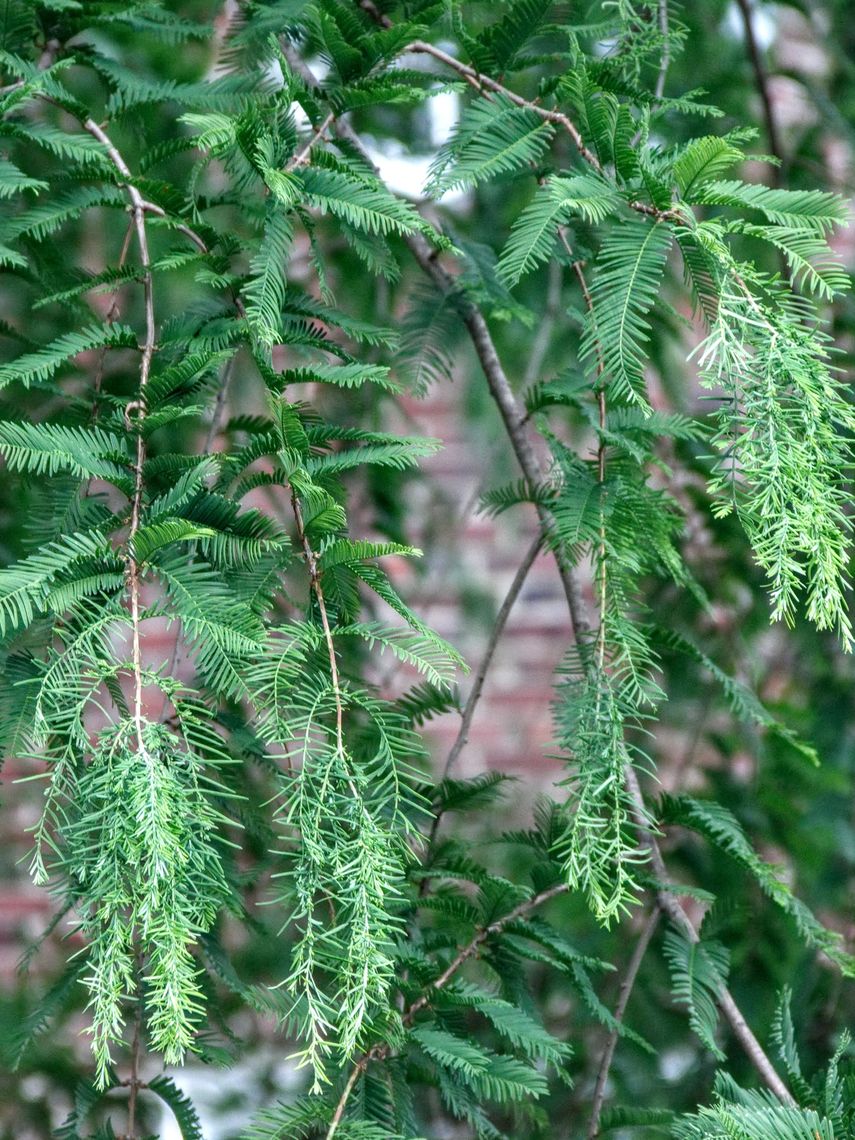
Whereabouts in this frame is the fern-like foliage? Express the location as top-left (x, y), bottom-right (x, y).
top-left (3, 2), bottom-right (855, 1137)
top-left (662, 931), bottom-right (729, 1060)
top-left (0, 0), bottom-right (460, 1097)
top-left (579, 218), bottom-right (673, 407)
top-left (673, 1024), bottom-right (855, 1140)
top-left (692, 264), bottom-right (855, 646)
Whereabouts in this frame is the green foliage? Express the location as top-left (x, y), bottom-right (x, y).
top-left (671, 1030), bottom-right (855, 1140)
top-left (580, 218), bottom-right (673, 407)
top-left (662, 931), bottom-right (729, 1060)
top-left (427, 95), bottom-right (555, 194)
top-left (2, 2), bottom-right (855, 1138)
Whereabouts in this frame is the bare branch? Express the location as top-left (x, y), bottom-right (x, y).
top-left (79, 114), bottom-right (158, 1140)
top-left (734, 0), bottom-right (784, 179)
top-left (440, 532), bottom-right (542, 785)
top-left (654, 0), bottom-right (671, 102)
top-left (588, 907), bottom-right (660, 1139)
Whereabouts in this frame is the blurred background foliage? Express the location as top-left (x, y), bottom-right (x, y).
top-left (3, 2), bottom-right (855, 1137)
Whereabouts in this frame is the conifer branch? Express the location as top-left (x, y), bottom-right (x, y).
top-left (290, 490), bottom-right (356, 803)
top-left (566, 240), bottom-right (608, 670)
top-left (358, 2), bottom-right (681, 223)
top-left (561, 237), bottom-right (794, 1104)
top-left (407, 881), bottom-right (571, 1015)
top-left (567, 240), bottom-right (795, 1104)
top-left (326, 881), bottom-right (570, 1137)
top-left (405, 36), bottom-right (605, 170)
top-left (276, 41), bottom-right (592, 642)
top-left (66, 51), bottom-right (797, 1112)
top-left (3, 9), bottom-right (847, 1128)
top-left (78, 112), bottom-right (162, 1123)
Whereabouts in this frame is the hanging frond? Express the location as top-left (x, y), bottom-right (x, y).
top-left (662, 930), bottom-right (729, 1059)
top-left (580, 218), bottom-right (673, 406)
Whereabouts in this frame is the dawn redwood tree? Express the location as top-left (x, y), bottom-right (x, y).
top-left (1, 2), bottom-right (855, 1137)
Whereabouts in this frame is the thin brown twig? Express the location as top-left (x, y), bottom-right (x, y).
top-left (137, 199), bottom-right (211, 255)
top-left (407, 38), bottom-right (604, 172)
top-left (291, 492), bottom-right (345, 758)
top-left (587, 907), bottom-right (660, 1139)
top-left (83, 118), bottom-right (156, 755)
top-left (440, 532), bottom-right (542, 785)
top-left (125, 996), bottom-right (143, 1140)
top-left (565, 239), bottom-right (608, 673)
top-left (654, 0), bottom-right (671, 102)
top-left (290, 491), bottom-right (363, 804)
top-left (36, 38), bottom-right (62, 71)
top-left (733, 0), bottom-right (784, 180)
top-left (286, 110), bottom-right (337, 171)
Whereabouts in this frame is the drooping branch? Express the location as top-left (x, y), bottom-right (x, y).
top-left (565, 239), bottom-right (608, 672)
top-left (291, 491), bottom-right (346, 764)
top-left (280, 33), bottom-right (794, 1107)
top-left (79, 114), bottom-right (157, 1140)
